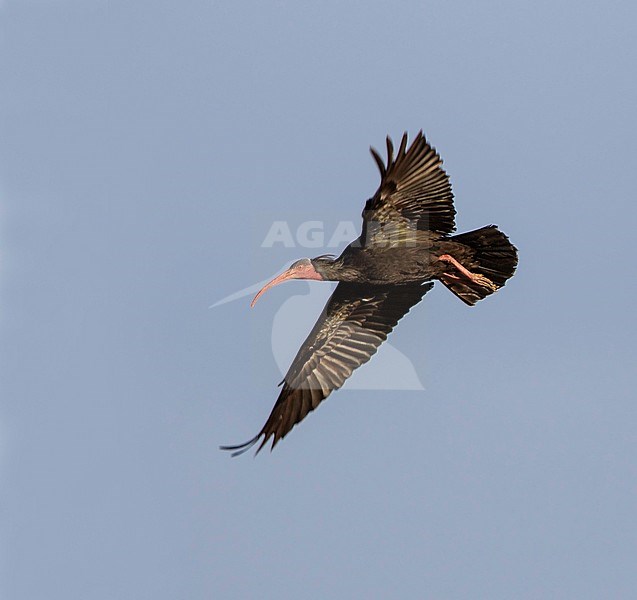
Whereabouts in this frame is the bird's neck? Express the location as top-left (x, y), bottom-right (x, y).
top-left (312, 257), bottom-right (362, 282)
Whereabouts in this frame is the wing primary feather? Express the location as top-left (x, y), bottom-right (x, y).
top-left (257, 434), bottom-right (272, 455)
top-left (370, 146), bottom-right (386, 177)
top-left (386, 136), bottom-right (394, 167)
top-left (397, 132), bottom-right (408, 158)
top-left (219, 434), bottom-right (261, 457)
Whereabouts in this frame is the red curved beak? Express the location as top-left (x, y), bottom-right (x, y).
top-left (251, 263), bottom-right (323, 307)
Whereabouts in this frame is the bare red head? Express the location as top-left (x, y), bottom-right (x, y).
top-left (251, 258), bottom-right (325, 307)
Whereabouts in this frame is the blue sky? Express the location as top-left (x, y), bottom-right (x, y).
top-left (1, 1), bottom-right (636, 598)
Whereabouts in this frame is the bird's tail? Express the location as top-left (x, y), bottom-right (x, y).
top-left (441, 225), bottom-right (518, 306)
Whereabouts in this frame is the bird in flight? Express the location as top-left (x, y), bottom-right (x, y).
top-left (221, 131), bottom-right (518, 456)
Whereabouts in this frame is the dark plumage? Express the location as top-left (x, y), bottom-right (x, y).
top-left (221, 131), bottom-right (518, 456)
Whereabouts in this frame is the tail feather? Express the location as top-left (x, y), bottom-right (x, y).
top-left (441, 225), bottom-right (518, 306)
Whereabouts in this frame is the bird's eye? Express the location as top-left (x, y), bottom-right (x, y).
top-left (291, 259), bottom-right (308, 269)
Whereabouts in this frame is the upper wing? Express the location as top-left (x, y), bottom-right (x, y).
top-left (362, 131), bottom-right (456, 246)
top-left (221, 281), bottom-right (433, 456)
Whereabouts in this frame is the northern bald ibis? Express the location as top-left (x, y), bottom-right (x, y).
top-left (221, 132), bottom-right (517, 456)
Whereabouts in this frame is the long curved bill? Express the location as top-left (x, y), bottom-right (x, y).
top-left (250, 261), bottom-right (323, 308)
top-left (250, 268), bottom-right (298, 308)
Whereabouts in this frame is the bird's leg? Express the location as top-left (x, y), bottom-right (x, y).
top-left (438, 254), bottom-right (498, 292)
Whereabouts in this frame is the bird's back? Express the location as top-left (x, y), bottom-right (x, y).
top-left (338, 232), bottom-right (443, 285)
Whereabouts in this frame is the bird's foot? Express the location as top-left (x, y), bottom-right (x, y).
top-left (438, 254), bottom-right (498, 292)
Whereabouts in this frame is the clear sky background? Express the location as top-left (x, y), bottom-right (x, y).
top-left (1, 1), bottom-right (636, 598)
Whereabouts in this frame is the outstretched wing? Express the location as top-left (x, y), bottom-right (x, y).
top-left (221, 281), bottom-right (433, 456)
top-left (362, 131), bottom-right (455, 246)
